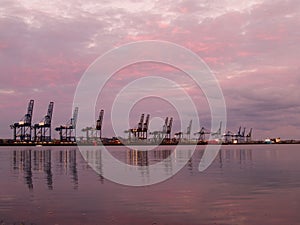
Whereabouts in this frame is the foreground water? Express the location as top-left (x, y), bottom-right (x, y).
top-left (0, 144), bottom-right (300, 225)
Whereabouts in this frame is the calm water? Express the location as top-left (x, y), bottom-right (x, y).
top-left (1, 144), bottom-right (300, 225)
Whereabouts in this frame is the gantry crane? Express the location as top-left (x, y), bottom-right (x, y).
top-left (33, 101), bottom-right (54, 142)
top-left (55, 107), bottom-right (78, 142)
top-left (224, 130), bottom-right (234, 143)
top-left (174, 132), bottom-right (183, 142)
top-left (81, 126), bottom-right (93, 141)
top-left (130, 113), bottom-right (150, 140)
top-left (175, 120), bottom-right (192, 143)
top-left (231, 126), bottom-right (247, 143)
top-left (194, 127), bottom-right (210, 143)
top-left (10, 99), bottom-right (34, 142)
top-left (233, 126), bottom-right (242, 143)
top-left (130, 114), bottom-right (143, 139)
top-left (96, 109), bottom-right (104, 139)
top-left (211, 121), bottom-right (222, 139)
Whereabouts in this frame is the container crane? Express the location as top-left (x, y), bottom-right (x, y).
top-left (33, 101), bottom-right (54, 142)
top-left (194, 127), bottom-right (210, 143)
top-left (175, 120), bottom-right (192, 143)
top-left (55, 107), bottom-right (78, 142)
top-left (130, 114), bottom-right (146, 140)
top-left (211, 121), bottom-right (222, 139)
top-left (81, 127), bottom-right (93, 141)
top-left (174, 132), bottom-right (183, 142)
top-left (233, 126), bottom-right (242, 143)
top-left (10, 99), bottom-right (34, 142)
top-left (224, 130), bottom-right (234, 143)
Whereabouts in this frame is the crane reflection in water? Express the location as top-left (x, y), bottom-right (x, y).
top-left (12, 148), bottom-right (79, 190)
top-left (11, 147), bottom-right (253, 189)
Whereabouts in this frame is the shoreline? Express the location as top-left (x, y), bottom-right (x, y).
top-left (1, 140), bottom-right (300, 147)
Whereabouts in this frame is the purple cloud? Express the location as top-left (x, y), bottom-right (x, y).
top-left (0, 0), bottom-right (299, 139)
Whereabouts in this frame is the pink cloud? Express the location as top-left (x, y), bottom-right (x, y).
top-left (0, 0), bottom-right (300, 139)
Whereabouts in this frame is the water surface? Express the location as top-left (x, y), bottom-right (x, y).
top-left (0, 144), bottom-right (300, 225)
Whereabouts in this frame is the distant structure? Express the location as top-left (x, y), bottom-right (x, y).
top-left (10, 99), bottom-right (34, 142)
top-left (55, 107), bottom-right (78, 142)
top-left (33, 101), bottom-right (54, 142)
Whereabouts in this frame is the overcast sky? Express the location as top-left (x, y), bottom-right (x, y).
top-left (0, 0), bottom-right (299, 140)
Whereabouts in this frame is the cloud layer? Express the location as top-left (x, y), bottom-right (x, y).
top-left (0, 0), bottom-right (299, 139)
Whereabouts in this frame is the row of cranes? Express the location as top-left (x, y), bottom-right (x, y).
top-left (10, 100), bottom-right (253, 144)
top-left (10, 100), bottom-right (81, 143)
top-left (193, 123), bottom-right (252, 144)
top-left (223, 127), bottom-right (253, 144)
top-left (127, 115), bottom-right (252, 144)
top-left (127, 114), bottom-right (173, 143)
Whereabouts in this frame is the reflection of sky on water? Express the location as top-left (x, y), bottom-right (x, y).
top-left (0, 145), bottom-right (299, 225)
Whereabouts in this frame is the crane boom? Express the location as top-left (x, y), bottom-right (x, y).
top-left (96, 109), bottom-right (104, 130)
top-left (138, 114), bottom-right (144, 131)
top-left (242, 127), bottom-right (246, 137)
top-left (143, 114), bottom-right (150, 131)
top-left (247, 128), bottom-right (252, 137)
top-left (167, 117), bottom-right (173, 133)
top-left (71, 107), bottom-right (79, 128)
top-left (25, 99), bottom-right (34, 124)
top-left (45, 102), bottom-right (54, 125)
top-left (187, 120), bottom-right (192, 135)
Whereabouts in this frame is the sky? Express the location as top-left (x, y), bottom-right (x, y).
top-left (0, 0), bottom-right (300, 140)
